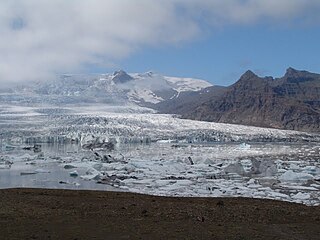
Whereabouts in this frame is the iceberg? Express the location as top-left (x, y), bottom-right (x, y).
top-left (279, 170), bottom-right (313, 182)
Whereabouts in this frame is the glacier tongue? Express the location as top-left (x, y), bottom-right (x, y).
top-left (1, 103), bottom-right (319, 144)
top-left (52, 112), bottom-right (320, 144)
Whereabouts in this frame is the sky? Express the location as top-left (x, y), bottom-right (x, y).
top-left (0, 0), bottom-right (320, 86)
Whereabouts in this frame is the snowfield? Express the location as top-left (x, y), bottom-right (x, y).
top-left (163, 76), bottom-right (213, 92)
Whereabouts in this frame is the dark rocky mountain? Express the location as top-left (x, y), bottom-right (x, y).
top-left (158, 68), bottom-right (320, 132)
top-left (112, 70), bottom-right (134, 84)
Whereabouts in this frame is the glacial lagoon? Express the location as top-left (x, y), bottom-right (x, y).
top-left (1, 140), bottom-right (320, 206)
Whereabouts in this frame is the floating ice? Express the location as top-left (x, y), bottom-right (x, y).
top-left (1, 134), bottom-right (320, 206)
top-left (279, 170), bottom-right (314, 182)
top-left (20, 171), bottom-right (37, 175)
top-left (0, 165), bottom-right (11, 169)
top-left (80, 168), bottom-right (101, 181)
top-left (64, 164), bottom-right (77, 169)
top-left (302, 166), bottom-right (319, 175)
top-left (291, 192), bottom-right (311, 200)
top-left (238, 143), bottom-right (251, 150)
top-left (249, 159), bottom-right (278, 176)
top-left (69, 170), bottom-right (79, 177)
top-left (224, 162), bottom-right (245, 175)
top-left (35, 169), bottom-right (50, 173)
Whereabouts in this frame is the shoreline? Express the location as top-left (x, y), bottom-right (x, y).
top-left (1, 188), bottom-right (320, 239)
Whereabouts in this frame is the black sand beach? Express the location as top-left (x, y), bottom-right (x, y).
top-left (1, 188), bottom-right (320, 239)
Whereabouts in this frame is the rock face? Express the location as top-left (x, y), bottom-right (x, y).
top-left (112, 70), bottom-right (134, 84)
top-left (162, 68), bottom-right (320, 132)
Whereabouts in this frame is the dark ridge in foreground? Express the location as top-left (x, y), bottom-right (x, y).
top-left (1, 188), bottom-right (320, 239)
top-left (157, 68), bottom-right (320, 133)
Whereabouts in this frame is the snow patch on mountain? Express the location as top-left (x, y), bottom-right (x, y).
top-left (128, 89), bottom-right (164, 104)
top-left (6, 70), bottom-right (212, 106)
top-left (164, 76), bottom-right (213, 92)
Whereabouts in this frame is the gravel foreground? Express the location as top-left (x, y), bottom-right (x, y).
top-left (1, 188), bottom-right (320, 240)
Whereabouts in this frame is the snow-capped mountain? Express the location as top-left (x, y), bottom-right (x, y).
top-left (5, 70), bottom-right (212, 107)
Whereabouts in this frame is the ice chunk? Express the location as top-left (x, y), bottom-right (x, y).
top-left (0, 156), bottom-right (13, 169)
top-left (35, 169), bottom-right (50, 173)
top-left (153, 180), bottom-right (173, 187)
top-left (37, 152), bottom-right (45, 160)
top-left (281, 185), bottom-right (318, 191)
top-left (64, 164), bottom-right (77, 169)
top-left (123, 164), bottom-right (136, 173)
top-left (267, 191), bottom-right (290, 200)
top-left (20, 171), bottom-right (37, 175)
top-left (302, 166), bottom-right (319, 175)
top-left (80, 168), bottom-right (101, 181)
top-left (157, 139), bottom-right (175, 143)
top-left (265, 165), bottom-right (277, 177)
top-left (291, 192), bottom-right (311, 200)
top-left (247, 179), bottom-right (256, 185)
top-left (246, 179), bottom-right (261, 189)
top-left (279, 170), bottom-right (313, 182)
top-left (92, 163), bottom-right (103, 171)
top-left (211, 189), bottom-right (223, 197)
top-left (250, 159), bottom-right (277, 176)
top-left (70, 170), bottom-right (79, 177)
top-left (289, 163), bottom-right (300, 170)
top-left (0, 165), bottom-right (10, 169)
top-left (238, 143), bottom-right (250, 150)
top-left (224, 162), bottom-right (245, 175)
top-left (0, 163), bottom-right (12, 169)
top-left (59, 181), bottom-right (80, 186)
top-left (80, 174), bottom-right (101, 181)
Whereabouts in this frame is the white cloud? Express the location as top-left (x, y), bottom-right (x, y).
top-left (0, 0), bottom-right (199, 84)
top-left (0, 0), bottom-right (319, 84)
top-left (176, 0), bottom-right (320, 25)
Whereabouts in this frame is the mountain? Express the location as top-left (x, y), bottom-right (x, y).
top-left (159, 68), bottom-right (320, 132)
top-left (154, 85), bottom-right (227, 114)
top-left (112, 70), bottom-right (134, 84)
top-left (0, 70), bottom-right (212, 107)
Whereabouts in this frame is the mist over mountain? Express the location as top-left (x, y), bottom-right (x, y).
top-left (0, 70), bottom-right (212, 107)
top-left (159, 68), bottom-right (320, 132)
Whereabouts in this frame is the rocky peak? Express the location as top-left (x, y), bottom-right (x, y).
top-left (233, 70), bottom-right (261, 87)
top-left (145, 71), bottom-right (154, 77)
top-left (282, 68), bottom-right (320, 83)
top-left (112, 70), bottom-right (133, 84)
top-left (239, 70), bottom-right (258, 81)
top-left (284, 67), bottom-right (301, 78)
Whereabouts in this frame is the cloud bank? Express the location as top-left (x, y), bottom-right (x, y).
top-left (0, 0), bottom-right (320, 84)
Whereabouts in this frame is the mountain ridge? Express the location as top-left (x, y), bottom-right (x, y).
top-left (0, 70), bottom-right (213, 107)
top-left (158, 68), bottom-right (320, 133)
